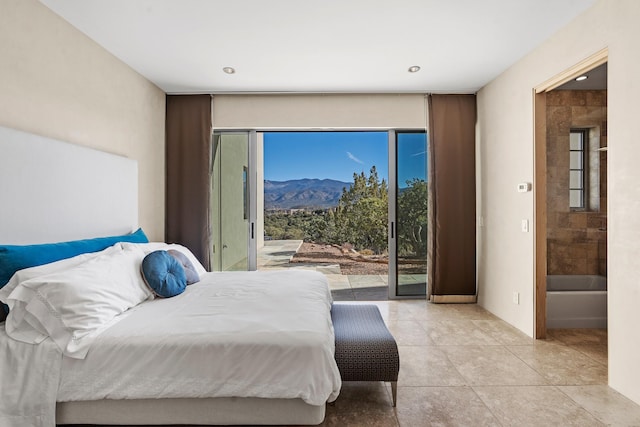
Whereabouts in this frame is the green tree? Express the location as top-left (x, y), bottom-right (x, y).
top-left (302, 214), bottom-right (329, 242)
top-left (333, 166), bottom-right (388, 254)
top-left (397, 179), bottom-right (428, 256)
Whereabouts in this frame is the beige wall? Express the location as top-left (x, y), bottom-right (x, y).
top-left (477, 0), bottom-right (640, 404)
top-left (213, 94), bottom-right (427, 130)
top-left (0, 0), bottom-right (165, 240)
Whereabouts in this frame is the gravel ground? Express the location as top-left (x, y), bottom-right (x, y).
top-left (291, 242), bottom-right (427, 275)
top-left (290, 242), bottom-right (389, 275)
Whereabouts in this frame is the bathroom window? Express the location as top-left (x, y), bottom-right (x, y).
top-left (569, 130), bottom-right (587, 209)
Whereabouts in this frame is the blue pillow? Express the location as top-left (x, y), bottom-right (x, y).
top-left (0, 228), bottom-right (148, 290)
top-left (141, 250), bottom-right (187, 298)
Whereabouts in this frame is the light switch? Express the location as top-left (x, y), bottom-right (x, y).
top-left (521, 219), bottom-right (529, 232)
top-left (517, 182), bottom-right (532, 192)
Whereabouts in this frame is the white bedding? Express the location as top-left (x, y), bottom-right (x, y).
top-left (6, 244), bottom-right (152, 359)
top-left (1, 267), bottom-right (341, 427)
top-left (57, 270), bottom-right (341, 406)
top-left (0, 330), bottom-right (61, 427)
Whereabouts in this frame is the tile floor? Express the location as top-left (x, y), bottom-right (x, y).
top-left (257, 242), bottom-right (640, 425)
top-left (48, 244), bottom-right (626, 425)
top-left (319, 300), bottom-right (640, 427)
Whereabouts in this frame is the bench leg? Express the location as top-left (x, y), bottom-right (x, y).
top-left (390, 381), bottom-right (397, 407)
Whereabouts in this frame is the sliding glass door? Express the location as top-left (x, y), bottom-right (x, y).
top-left (211, 132), bottom-right (257, 271)
top-left (212, 129), bottom-right (428, 300)
top-left (389, 131), bottom-right (428, 298)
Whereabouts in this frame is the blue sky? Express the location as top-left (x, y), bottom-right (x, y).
top-left (264, 132), bottom-right (389, 183)
top-left (397, 132), bottom-right (427, 187)
top-left (263, 131), bottom-right (427, 187)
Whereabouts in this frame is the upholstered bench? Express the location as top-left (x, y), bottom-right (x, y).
top-left (330, 304), bottom-right (400, 406)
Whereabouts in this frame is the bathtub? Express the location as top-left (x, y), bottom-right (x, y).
top-left (546, 275), bottom-right (607, 329)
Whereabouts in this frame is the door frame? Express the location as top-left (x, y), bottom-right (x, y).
top-left (387, 130), bottom-right (429, 300)
top-left (388, 131), bottom-right (399, 298)
top-left (532, 49), bottom-right (608, 338)
top-left (218, 127), bottom-right (430, 301)
top-left (248, 130), bottom-right (258, 270)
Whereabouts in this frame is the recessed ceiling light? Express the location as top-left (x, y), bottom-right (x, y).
top-left (408, 65), bottom-right (421, 73)
top-left (575, 75), bottom-right (588, 81)
top-left (222, 67), bottom-right (236, 74)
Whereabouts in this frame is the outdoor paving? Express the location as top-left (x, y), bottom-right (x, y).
top-left (258, 240), bottom-right (389, 300)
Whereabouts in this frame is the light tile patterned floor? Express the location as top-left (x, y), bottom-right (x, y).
top-left (319, 300), bottom-right (640, 427)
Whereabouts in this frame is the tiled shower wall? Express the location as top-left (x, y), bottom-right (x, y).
top-left (546, 90), bottom-right (607, 276)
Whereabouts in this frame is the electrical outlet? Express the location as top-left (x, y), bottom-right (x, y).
top-left (513, 292), bottom-right (520, 305)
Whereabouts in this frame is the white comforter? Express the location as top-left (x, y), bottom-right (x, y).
top-left (1, 269), bottom-right (341, 427)
top-left (58, 270), bottom-right (341, 405)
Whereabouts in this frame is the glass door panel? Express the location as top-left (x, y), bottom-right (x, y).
top-left (212, 132), bottom-right (252, 271)
top-left (389, 131), bottom-right (428, 297)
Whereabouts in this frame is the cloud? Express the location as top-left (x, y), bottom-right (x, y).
top-left (411, 150), bottom-right (427, 157)
top-left (346, 151), bottom-right (364, 164)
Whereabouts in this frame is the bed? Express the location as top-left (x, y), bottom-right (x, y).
top-left (0, 125), bottom-right (341, 426)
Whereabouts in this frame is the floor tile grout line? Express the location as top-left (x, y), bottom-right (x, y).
top-left (554, 384), bottom-right (610, 426)
top-left (502, 343), bottom-right (555, 386)
top-left (566, 343), bottom-right (608, 367)
top-left (503, 341), bottom-right (608, 387)
top-left (468, 385), bottom-right (507, 427)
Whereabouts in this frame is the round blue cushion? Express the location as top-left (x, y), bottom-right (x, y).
top-left (141, 250), bottom-right (187, 298)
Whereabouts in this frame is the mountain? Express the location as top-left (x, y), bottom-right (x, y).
top-left (264, 178), bottom-right (351, 210)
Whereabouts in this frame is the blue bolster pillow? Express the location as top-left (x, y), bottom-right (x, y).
top-left (0, 228), bottom-right (148, 288)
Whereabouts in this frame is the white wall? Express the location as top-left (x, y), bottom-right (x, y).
top-left (0, 0), bottom-right (166, 240)
top-left (477, 0), bottom-right (640, 404)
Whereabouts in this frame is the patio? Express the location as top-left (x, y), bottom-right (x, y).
top-left (258, 240), bottom-right (390, 300)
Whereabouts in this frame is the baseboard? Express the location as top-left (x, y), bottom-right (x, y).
top-left (429, 294), bottom-right (477, 303)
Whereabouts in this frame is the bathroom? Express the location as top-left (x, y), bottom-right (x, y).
top-left (545, 63), bottom-right (608, 330)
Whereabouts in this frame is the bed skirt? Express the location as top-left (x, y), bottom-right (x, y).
top-left (56, 397), bottom-right (325, 425)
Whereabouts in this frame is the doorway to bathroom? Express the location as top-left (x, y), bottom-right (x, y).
top-left (533, 49), bottom-right (608, 339)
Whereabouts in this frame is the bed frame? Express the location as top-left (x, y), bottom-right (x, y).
top-left (0, 125), bottom-right (326, 425)
top-left (0, 125), bottom-right (138, 245)
top-left (57, 398), bottom-right (325, 425)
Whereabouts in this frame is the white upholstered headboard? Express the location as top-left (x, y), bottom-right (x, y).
top-left (0, 125), bottom-right (138, 244)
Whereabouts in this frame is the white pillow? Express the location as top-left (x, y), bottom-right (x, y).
top-left (0, 244), bottom-right (121, 304)
top-left (5, 244), bottom-right (151, 359)
top-left (121, 242), bottom-right (208, 276)
top-left (1, 244), bottom-right (123, 344)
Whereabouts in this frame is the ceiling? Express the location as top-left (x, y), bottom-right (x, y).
top-left (40, 0), bottom-right (597, 94)
top-left (555, 62), bottom-right (607, 90)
